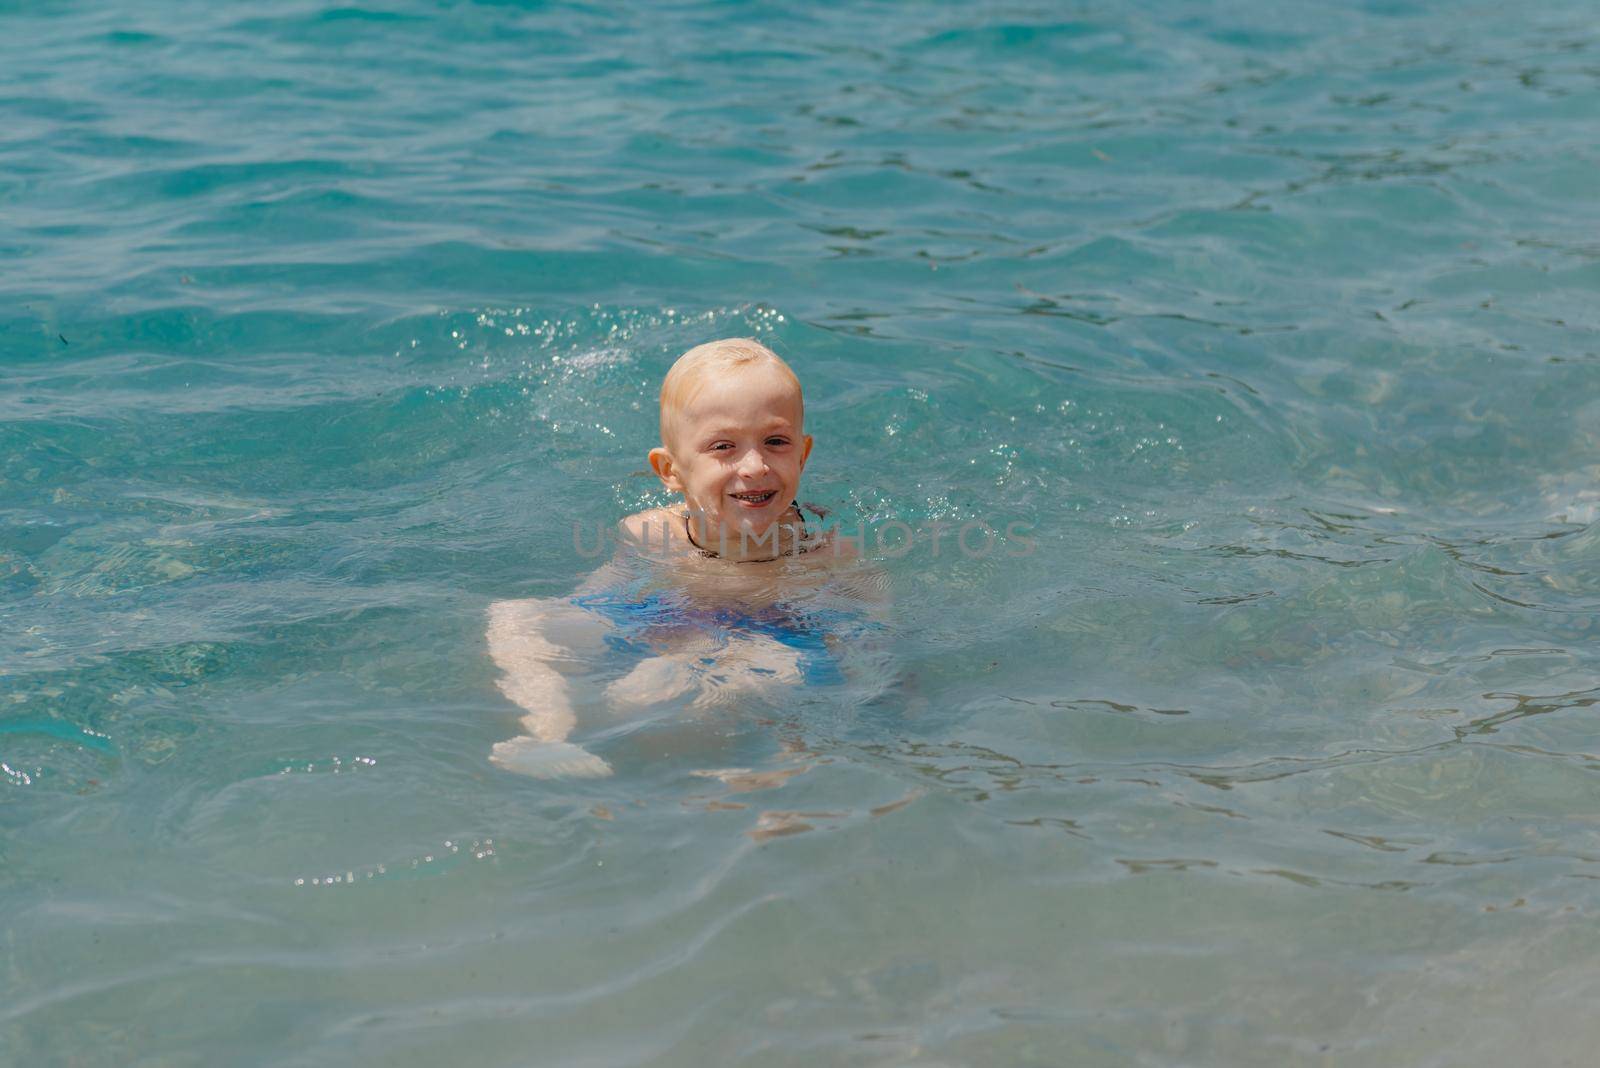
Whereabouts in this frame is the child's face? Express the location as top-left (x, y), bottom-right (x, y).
top-left (650, 362), bottom-right (814, 539)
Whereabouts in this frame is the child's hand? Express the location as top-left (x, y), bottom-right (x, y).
top-left (490, 736), bottom-right (612, 779)
top-left (605, 652), bottom-right (702, 708)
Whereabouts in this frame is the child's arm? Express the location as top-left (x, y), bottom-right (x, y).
top-left (486, 597), bottom-right (612, 778)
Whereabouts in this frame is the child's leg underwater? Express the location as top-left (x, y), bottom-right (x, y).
top-left (604, 632), bottom-right (808, 711)
top-left (486, 597), bottom-right (614, 778)
top-left (689, 634), bottom-right (805, 709)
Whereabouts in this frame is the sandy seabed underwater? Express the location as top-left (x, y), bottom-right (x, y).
top-left (4, 1), bottom-right (1600, 1064)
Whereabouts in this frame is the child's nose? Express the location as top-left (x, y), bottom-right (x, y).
top-left (736, 448), bottom-right (768, 476)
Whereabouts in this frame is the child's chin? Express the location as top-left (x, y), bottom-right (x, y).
top-left (718, 504), bottom-right (770, 526)
top-left (709, 516), bottom-right (780, 546)
top-left (734, 511), bottom-right (784, 534)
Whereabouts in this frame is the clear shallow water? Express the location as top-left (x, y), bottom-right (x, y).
top-left (3, 0), bottom-right (1600, 1063)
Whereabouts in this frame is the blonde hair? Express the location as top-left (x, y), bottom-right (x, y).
top-left (659, 337), bottom-right (803, 443)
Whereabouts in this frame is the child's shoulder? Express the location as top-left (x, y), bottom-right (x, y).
top-left (802, 525), bottom-right (860, 565)
top-left (618, 506), bottom-right (683, 545)
top-left (795, 503), bottom-right (859, 564)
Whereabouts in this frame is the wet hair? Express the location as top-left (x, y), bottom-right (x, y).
top-left (658, 337), bottom-right (803, 445)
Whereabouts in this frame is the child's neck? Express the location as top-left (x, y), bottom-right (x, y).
top-left (684, 505), bottom-right (809, 563)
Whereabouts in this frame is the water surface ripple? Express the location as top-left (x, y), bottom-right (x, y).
top-left (4, 1), bottom-right (1600, 1064)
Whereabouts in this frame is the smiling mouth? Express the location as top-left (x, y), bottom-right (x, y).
top-left (729, 490), bottom-right (778, 506)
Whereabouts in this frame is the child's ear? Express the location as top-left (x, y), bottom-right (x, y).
top-left (799, 434), bottom-right (814, 469)
top-left (648, 447), bottom-right (683, 491)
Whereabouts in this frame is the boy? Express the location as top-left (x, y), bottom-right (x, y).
top-left (487, 338), bottom-right (872, 779)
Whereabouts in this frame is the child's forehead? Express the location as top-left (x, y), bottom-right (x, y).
top-left (677, 365), bottom-right (803, 420)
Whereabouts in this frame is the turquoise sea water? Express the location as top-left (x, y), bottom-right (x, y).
top-left (4, 1), bottom-right (1600, 1063)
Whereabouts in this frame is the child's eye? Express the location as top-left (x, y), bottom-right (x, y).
top-left (709, 442), bottom-right (734, 451)
top-left (765, 437), bottom-right (790, 447)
